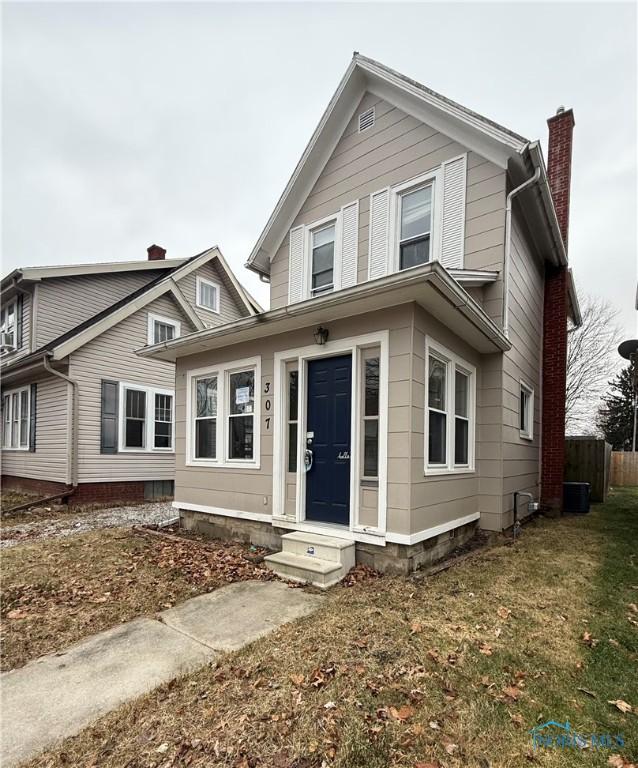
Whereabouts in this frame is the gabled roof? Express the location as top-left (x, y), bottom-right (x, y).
top-left (1, 246), bottom-right (259, 373)
top-left (246, 53), bottom-right (568, 277)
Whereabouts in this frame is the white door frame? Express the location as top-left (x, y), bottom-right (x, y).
top-left (273, 330), bottom-right (388, 543)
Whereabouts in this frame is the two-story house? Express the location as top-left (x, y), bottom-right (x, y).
top-left (139, 55), bottom-right (581, 582)
top-left (1, 245), bottom-right (259, 504)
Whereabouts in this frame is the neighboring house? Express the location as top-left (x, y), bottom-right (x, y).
top-left (145, 54), bottom-right (581, 578)
top-left (1, 245), bottom-right (259, 504)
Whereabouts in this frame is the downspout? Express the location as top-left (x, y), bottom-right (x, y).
top-left (502, 166), bottom-right (541, 337)
top-left (43, 355), bottom-right (79, 488)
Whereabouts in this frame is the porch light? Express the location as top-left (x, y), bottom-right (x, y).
top-left (313, 326), bottom-right (329, 345)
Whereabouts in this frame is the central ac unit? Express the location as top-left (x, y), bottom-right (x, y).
top-left (0, 332), bottom-right (15, 351)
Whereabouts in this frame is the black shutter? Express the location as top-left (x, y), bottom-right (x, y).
top-left (16, 295), bottom-right (23, 349)
top-left (100, 380), bottom-right (119, 454)
top-left (29, 383), bottom-right (37, 452)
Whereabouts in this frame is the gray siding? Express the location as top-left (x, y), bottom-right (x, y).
top-left (270, 93), bottom-right (506, 311)
top-left (36, 271), bottom-right (159, 348)
top-left (177, 260), bottom-right (248, 327)
top-left (69, 293), bottom-right (185, 483)
top-left (1, 374), bottom-right (69, 482)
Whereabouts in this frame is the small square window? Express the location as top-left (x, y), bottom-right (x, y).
top-left (148, 314), bottom-right (180, 345)
top-left (197, 277), bottom-right (220, 313)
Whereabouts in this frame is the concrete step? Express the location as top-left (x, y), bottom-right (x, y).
top-left (280, 531), bottom-right (356, 568)
top-left (264, 551), bottom-right (346, 589)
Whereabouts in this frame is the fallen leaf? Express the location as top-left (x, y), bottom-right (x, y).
top-left (6, 609), bottom-right (28, 620)
top-left (415, 763), bottom-right (441, 768)
top-left (497, 606), bottom-right (511, 620)
top-left (479, 643), bottom-right (493, 656)
top-left (510, 713), bottom-right (524, 728)
top-left (429, 720), bottom-right (441, 730)
top-left (577, 687), bottom-right (597, 698)
top-left (324, 701), bottom-right (336, 710)
top-left (410, 621), bottom-right (424, 634)
top-left (156, 743), bottom-right (169, 754)
top-left (502, 686), bottom-right (521, 701)
top-left (444, 742), bottom-right (459, 755)
top-left (628, 603), bottom-right (638, 613)
top-left (289, 674), bottom-right (305, 686)
top-left (389, 705), bottom-right (414, 721)
top-left (608, 699), bottom-right (633, 714)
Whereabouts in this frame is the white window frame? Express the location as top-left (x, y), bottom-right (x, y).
top-left (1, 298), bottom-right (17, 354)
top-left (389, 168), bottom-right (442, 274)
top-left (196, 276), bottom-right (221, 314)
top-left (305, 213), bottom-right (342, 299)
top-left (186, 356), bottom-right (261, 469)
top-left (147, 313), bottom-right (181, 345)
top-left (2, 385), bottom-right (30, 451)
top-left (520, 380), bottom-right (534, 441)
top-left (118, 382), bottom-right (175, 453)
top-left (425, 337), bottom-right (476, 475)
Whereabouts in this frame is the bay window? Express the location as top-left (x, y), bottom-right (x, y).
top-left (425, 338), bottom-right (475, 473)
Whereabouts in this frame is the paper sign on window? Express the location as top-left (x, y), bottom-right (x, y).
top-left (235, 387), bottom-right (251, 405)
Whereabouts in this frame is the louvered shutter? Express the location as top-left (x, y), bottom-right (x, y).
top-left (288, 226), bottom-right (305, 304)
top-left (368, 188), bottom-right (390, 280)
top-left (29, 383), bottom-right (37, 452)
top-left (100, 380), bottom-right (119, 454)
top-left (439, 154), bottom-right (467, 270)
top-left (340, 201), bottom-right (359, 289)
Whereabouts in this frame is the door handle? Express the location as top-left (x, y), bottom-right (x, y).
top-left (337, 451), bottom-right (350, 460)
top-left (304, 449), bottom-right (314, 472)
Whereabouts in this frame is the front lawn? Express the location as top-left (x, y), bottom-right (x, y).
top-left (24, 489), bottom-right (638, 768)
top-left (1, 528), bottom-right (273, 672)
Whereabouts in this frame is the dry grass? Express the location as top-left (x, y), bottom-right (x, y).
top-left (22, 489), bottom-right (638, 768)
top-left (1, 528), bottom-right (273, 671)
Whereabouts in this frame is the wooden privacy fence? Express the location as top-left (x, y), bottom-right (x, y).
top-left (610, 452), bottom-right (638, 487)
top-left (565, 438), bottom-right (612, 502)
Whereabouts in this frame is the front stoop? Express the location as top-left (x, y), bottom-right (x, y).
top-left (265, 531), bottom-right (356, 589)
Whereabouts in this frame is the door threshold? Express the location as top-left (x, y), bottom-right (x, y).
top-left (271, 517), bottom-right (385, 546)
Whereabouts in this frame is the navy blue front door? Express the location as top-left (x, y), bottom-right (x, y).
top-left (305, 354), bottom-right (352, 525)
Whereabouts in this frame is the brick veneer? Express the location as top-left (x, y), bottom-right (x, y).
top-left (1, 476), bottom-right (146, 506)
top-left (541, 107), bottom-right (575, 514)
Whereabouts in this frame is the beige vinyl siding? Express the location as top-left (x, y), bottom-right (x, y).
top-left (176, 260), bottom-right (248, 327)
top-left (36, 271), bottom-right (159, 348)
top-left (1, 375), bottom-right (69, 482)
top-left (69, 293), bottom-right (188, 483)
top-left (410, 305), bottom-right (481, 532)
top-left (499, 207), bottom-right (543, 527)
top-left (1, 288), bottom-right (33, 365)
top-left (270, 93), bottom-right (506, 311)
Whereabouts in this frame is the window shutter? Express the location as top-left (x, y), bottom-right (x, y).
top-left (439, 154), bottom-right (467, 270)
top-left (29, 383), bottom-right (37, 452)
top-left (339, 201), bottom-right (359, 289)
top-left (100, 380), bottom-right (119, 454)
top-left (288, 226), bottom-right (305, 304)
top-left (368, 188), bottom-right (390, 280)
top-left (16, 295), bottom-right (23, 349)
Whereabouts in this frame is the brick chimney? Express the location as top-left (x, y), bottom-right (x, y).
top-left (541, 106), bottom-right (575, 515)
top-left (147, 244), bottom-right (166, 261)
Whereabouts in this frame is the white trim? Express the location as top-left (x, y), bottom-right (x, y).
top-left (519, 379), bottom-right (534, 441)
top-left (172, 501), bottom-right (271, 524)
top-left (305, 212), bottom-right (342, 298)
top-left (386, 512), bottom-right (480, 545)
top-left (118, 382), bottom-right (175, 453)
top-left (424, 336), bottom-right (476, 475)
top-left (147, 313), bottom-right (181, 345)
top-left (196, 275), bottom-right (221, 314)
top-left (185, 355), bottom-right (261, 469)
top-left (271, 517), bottom-right (386, 546)
top-left (273, 330), bottom-right (389, 538)
top-left (1, 385), bottom-right (30, 450)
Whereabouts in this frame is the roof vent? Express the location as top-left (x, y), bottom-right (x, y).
top-left (358, 107), bottom-right (375, 133)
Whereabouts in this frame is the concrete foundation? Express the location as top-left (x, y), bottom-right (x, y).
top-left (179, 508), bottom-right (478, 574)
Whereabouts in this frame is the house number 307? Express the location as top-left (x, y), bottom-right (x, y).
top-left (263, 380), bottom-right (272, 431)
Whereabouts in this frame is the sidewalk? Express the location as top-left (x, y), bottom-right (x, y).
top-left (1, 580), bottom-right (322, 767)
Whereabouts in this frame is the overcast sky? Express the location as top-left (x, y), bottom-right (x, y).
top-left (2, 2), bottom-right (636, 339)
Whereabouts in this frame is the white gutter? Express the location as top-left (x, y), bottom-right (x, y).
top-left (502, 166), bottom-right (541, 337)
top-left (43, 355), bottom-right (78, 487)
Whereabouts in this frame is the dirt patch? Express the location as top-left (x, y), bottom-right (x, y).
top-left (1, 527), bottom-right (274, 671)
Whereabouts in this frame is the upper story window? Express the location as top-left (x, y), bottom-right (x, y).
top-left (425, 337), bottom-right (475, 474)
top-left (1, 299), bottom-right (18, 352)
top-left (520, 381), bottom-right (534, 440)
top-left (311, 222), bottom-right (336, 296)
top-left (196, 276), bottom-right (220, 314)
top-left (147, 313), bottom-right (180, 345)
top-left (399, 183), bottom-right (433, 270)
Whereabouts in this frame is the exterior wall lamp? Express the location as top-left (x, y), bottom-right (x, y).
top-left (313, 326), bottom-right (329, 345)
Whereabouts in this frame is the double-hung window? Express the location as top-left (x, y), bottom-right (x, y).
top-left (425, 338), bottom-right (475, 473)
top-left (362, 354), bottom-right (380, 478)
top-left (148, 314), bottom-right (180, 345)
top-left (2, 386), bottom-right (29, 450)
top-left (310, 222), bottom-right (336, 296)
top-left (196, 277), bottom-right (220, 314)
top-left (520, 381), bottom-right (534, 440)
top-left (119, 384), bottom-right (173, 452)
top-left (188, 357), bottom-right (261, 467)
top-left (399, 183), bottom-right (433, 270)
top-left (1, 299), bottom-right (17, 351)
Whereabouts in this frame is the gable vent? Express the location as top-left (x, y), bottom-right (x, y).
top-left (358, 107), bottom-right (375, 133)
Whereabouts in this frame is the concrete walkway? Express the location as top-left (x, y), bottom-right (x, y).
top-left (1, 581), bottom-right (322, 767)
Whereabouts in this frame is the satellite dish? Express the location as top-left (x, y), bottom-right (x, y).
top-left (619, 339), bottom-right (638, 360)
